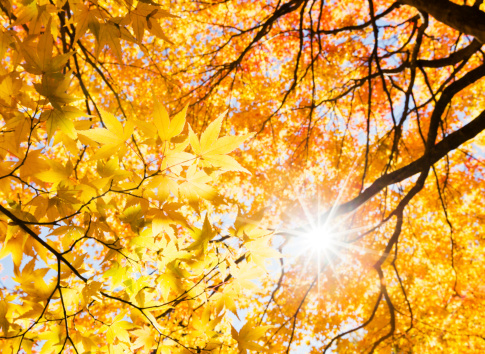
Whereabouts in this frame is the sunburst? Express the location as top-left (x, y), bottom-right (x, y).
top-left (277, 166), bottom-right (382, 291)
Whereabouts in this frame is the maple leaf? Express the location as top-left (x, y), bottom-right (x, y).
top-left (185, 214), bottom-right (216, 252)
top-left (34, 73), bottom-right (79, 110)
top-left (179, 164), bottom-right (217, 203)
top-left (81, 280), bottom-right (103, 307)
top-left (127, 3), bottom-right (175, 43)
top-left (21, 26), bottom-right (73, 76)
top-left (231, 322), bottom-right (272, 353)
top-left (95, 21), bottom-right (136, 62)
top-left (189, 114), bottom-right (254, 173)
top-left (153, 101), bottom-right (187, 141)
top-left (0, 75), bottom-right (21, 108)
top-left (35, 159), bottom-right (73, 187)
top-left (0, 300), bottom-right (9, 335)
top-left (72, 5), bottom-right (102, 44)
top-left (78, 109), bottom-right (134, 160)
top-left (41, 106), bottom-right (82, 142)
top-left (131, 326), bottom-right (157, 351)
top-left (107, 311), bottom-right (135, 344)
top-left (244, 235), bottom-right (282, 269)
top-left (232, 208), bottom-right (269, 240)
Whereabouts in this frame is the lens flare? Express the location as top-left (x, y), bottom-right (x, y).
top-left (305, 227), bottom-right (332, 252)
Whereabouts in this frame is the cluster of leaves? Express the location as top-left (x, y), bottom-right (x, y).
top-left (0, 0), bottom-right (281, 353)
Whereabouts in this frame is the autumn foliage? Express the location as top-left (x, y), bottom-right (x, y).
top-left (0, 0), bottom-right (485, 352)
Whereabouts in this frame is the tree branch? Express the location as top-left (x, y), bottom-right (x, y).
top-left (399, 0), bottom-right (485, 43)
top-left (0, 205), bottom-right (88, 283)
top-left (335, 107), bottom-right (485, 217)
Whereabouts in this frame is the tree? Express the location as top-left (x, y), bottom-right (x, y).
top-left (0, 0), bottom-right (484, 352)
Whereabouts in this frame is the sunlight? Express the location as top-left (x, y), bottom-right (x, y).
top-left (276, 157), bottom-right (385, 286)
top-left (303, 226), bottom-right (334, 253)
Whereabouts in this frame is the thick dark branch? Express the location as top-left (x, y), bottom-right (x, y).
top-left (333, 64), bottom-right (485, 218)
top-left (426, 64), bottom-right (485, 152)
top-left (399, 0), bottom-right (485, 43)
top-left (0, 205), bottom-right (88, 282)
top-left (417, 39), bottom-right (482, 68)
top-left (335, 107), bottom-right (485, 216)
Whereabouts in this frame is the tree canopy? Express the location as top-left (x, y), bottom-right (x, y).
top-left (0, 0), bottom-right (484, 352)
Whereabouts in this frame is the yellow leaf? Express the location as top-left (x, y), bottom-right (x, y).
top-left (145, 175), bottom-right (178, 201)
top-left (100, 109), bottom-right (124, 137)
top-left (202, 154), bottom-right (250, 173)
top-left (153, 101), bottom-right (171, 140)
top-left (188, 124), bottom-right (201, 154)
top-left (42, 107), bottom-right (81, 142)
top-left (188, 114), bottom-right (252, 172)
top-left (169, 105), bottom-right (187, 138)
top-left (163, 151), bottom-right (195, 170)
top-left (132, 326), bottom-right (156, 351)
top-left (35, 160), bottom-right (72, 186)
top-left (0, 300), bottom-right (9, 335)
top-left (179, 165), bottom-right (216, 202)
top-left (73, 5), bottom-right (98, 44)
top-left (81, 280), bottom-right (103, 307)
top-left (79, 127), bottom-right (122, 145)
top-left (231, 322), bottom-right (272, 353)
top-left (185, 215), bottom-right (215, 252)
top-left (78, 115), bottom-right (133, 160)
top-left (98, 22), bottom-right (123, 62)
top-left (18, 150), bottom-right (49, 178)
top-left (205, 133), bottom-right (254, 156)
top-left (37, 26), bottom-right (53, 73)
top-left (108, 320), bottom-right (134, 344)
top-left (232, 208), bottom-right (268, 240)
top-left (245, 236), bottom-right (281, 269)
top-left (199, 114), bottom-right (224, 153)
top-left (153, 102), bottom-right (187, 141)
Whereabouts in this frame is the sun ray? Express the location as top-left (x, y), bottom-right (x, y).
top-left (275, 155), bottom-right (392, 298)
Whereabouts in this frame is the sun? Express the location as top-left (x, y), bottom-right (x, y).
top-left (279, 162), bottom-right (377, 266)
top-left (302, 226), bottom-right (334, 253)
top-left (281, 220), bottom-right (342, 262)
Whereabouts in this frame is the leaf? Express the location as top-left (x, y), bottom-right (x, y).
top-left (0, 300), bottom-right (9, 335)
top-left (108, 320), bottom-right (134, 344)
top-left (185, 214), bottom-right (215, 252)
top-left (97, 22), bottom-right (123, 62)
top-left (78, 111), bottom-right (134, 160)
top-left (189, 114), bottom-right (253, 173)
top-left (245, 235), bottom-right (281, 269)
top-left (73, 5), bottom-right (99, 44)
top-left (232, 208), bottom-right (268, 240)
top-left (21, 26), bottom-right (73, 75)
top-left (202, 154), bottom-right (250, 173)
top-left (231, 322), bottom-right (272, 353)
top-left (199, 114), bottom-right (224, 155)
top-left (153, 101), bottom-right (187, 141)
top-left (101, 109), bottom-right (123, 134)
top-left (179, 164), bottom-right (217, 202)
top-left (42, 107), bottom-right (82, 142)
top-left (132, 326), bottom-right (156, 351)
top-left (34, 73), bottom-right (79, 110)
top-left (81, 280), bottom-right (103, 307)
top-left (35, 159), bottom-right (73, 185)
